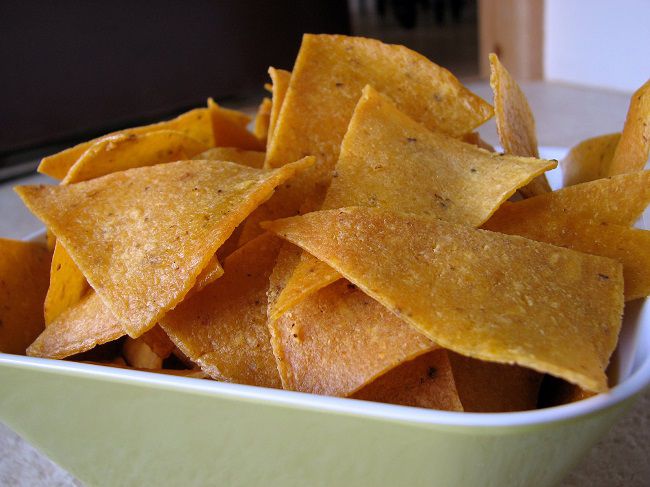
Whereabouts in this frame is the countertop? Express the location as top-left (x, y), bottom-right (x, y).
top-left (1, 81), bottom-right (648, 486)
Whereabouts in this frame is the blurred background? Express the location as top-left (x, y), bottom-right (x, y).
top-left (1, 0), bottom-right (649, 179)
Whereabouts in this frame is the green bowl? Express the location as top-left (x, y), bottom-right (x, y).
top-left (1, 149), bottom-right (648, 487)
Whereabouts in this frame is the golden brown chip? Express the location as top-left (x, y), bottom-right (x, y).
top-left (38, 108), bottom-right (214, 180)
top-left (263, 207), bottom-right (624, 393)
top-left (62, 130), bottom-right (208, 184)
top-left (194, 147), bottom-right (265, 169)
top-left (270, 86), bottom-right (556, 321)
top-left (160, 233), bottom-right (283, 388)
top-left (489, 53), bottom-right (550, 197)
top-left (561, 133), bottom-right (621, 186)
top-left (254, 97), bottom-right (272, 142)
top-left (27, 291), bottom-right (124, 359)
top-left (123, 336), bottom-right (163, 369)
top-left (17, 158), bottom-right (313, 337)
top-left (484, 215), bottom-right (650, 301)
top-left (270, 279), bottom-right (435, 396)
top-left (192, 255), bottom-right (224, 294)
top-left (44, 242), bottom-right (89, 326)
top-left (461, 132), bottom-right (496, 152)
top-left (447, 352), bottom-right (542, 412)
top-left (140, 325), bottom-right (175, 359)
top-left (208, 98), bottom-right (265, 151)
top-left (0, 239), bottom-right (51, 355)
top-left (266, 67), bottom-right (291, 154)
top-left (352, 350), bottom-right (463, 411)
top-left (488, 170), bottom-right (650, 228)
top-left (609, 79), bottom-right (650, 176)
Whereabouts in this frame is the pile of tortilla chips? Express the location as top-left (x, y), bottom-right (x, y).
top-left (2, 34), bottom-right (649, 413)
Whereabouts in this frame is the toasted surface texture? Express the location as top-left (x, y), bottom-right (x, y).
top-left (17, 158), bottom-right (312, 337)
top-left (263, 207), bottom-right (624, 392)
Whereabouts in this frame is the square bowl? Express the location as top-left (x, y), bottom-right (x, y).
top-left (1, 148), bottom-right (649, 487)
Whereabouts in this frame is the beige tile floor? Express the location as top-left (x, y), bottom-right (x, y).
top-left (1, 81), bottom-right (649, 486)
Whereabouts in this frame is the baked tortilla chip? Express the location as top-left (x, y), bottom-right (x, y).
top-left (489, 53), bottom-right (550, 197)
top-left (561, 133), bottom-right (621, 186)
top-left (27, 291), bottom-right (124, 359)
top-left (17, 157), bottom-right (313, 337)
top-left (484, 215), bottom-right (650, 301)
top-left (263, 207), bottom-right (624, 393)
top-left (270, 86), bottom-right (556, 321)
top-left (160, 233), bottom-right (283, 388)
top-left (62, 130), bottom-right (207, 184)
top-left (44, 242), bottom-right (89, 326)
top-left (609, 79), bottom-right (650, 176)
top-left (208, 98), bottom-right (265, 151)
top-left (270, 279), bottom-right (435, 396)
top-left (192, 255), bottom-right (224, 293)
top-left (352, 350), bottom-right (463, 411)
top-left (488, 170), bottom-right (650, 228)
top-left (254, 97), bottom-right (272, 142)
top-left (266, 67), bottom-right (291, 154)
top-left (447, 352), bottom-right (542, 412)
top-left (193, 147), bottom-right (265, 169)
top-left (0, 239), bottom-right (50, 355)
top-left (38, 108), bottom-right (214, 180)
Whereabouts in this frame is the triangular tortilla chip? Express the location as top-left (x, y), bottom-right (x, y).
top-left (266, 67), bottom-right (291, 154)
top-left (192, 255), bottom-right (224, 293)
top-left (488, 170), bottom-right (650, 229)
top-left (38, 108), bottom-right (214, 180)
top-left (62, 130), bottom-right (208, 184)
top-left (254, 97), bottom-right (272, 143)
top-left (484, 214), bottom-right (650, 301)
top-left (208, 98), bottom-right (265, 151)
top-left (270, 86), bottom-right (556, 321)
top-left (0, 239), bottom-right (50, 354)
top-left (44, 242), bottom-right (89, 325)
top-left (270, 279), bottom-right (435, 396)
top-left (609, 79), bottom-right (650, 176)
top-left (27, 291), bottom-right (124, 359)
top-left (262, 207), bottom-right (624, 393)
top-left (489, 53), bottom-right (551, 197)
top-left (447, 352), bottom-right (542, 412)
top-left (160, 233), bottom-right (283, 388)
top-left (352, 350), bottom-right (463, 411)
top-left (561, 133), bottom-right (621, 186)
top-left (17, 158), bottom-right (313, 337)
top-left (193, 147), bottom-right (265, 169)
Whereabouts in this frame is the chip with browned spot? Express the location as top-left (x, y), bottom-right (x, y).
top-left (17, 157), bottom-right (312, 337)
top-left (0, 239), bottom-right (51, 355)
top-left (352, 349), bottom-right (463, 411)
top-left (38, 108), bottom-right (214, 180)
top-left (270, 279), bottom-right (435, 396)
top-left (263, 206), bottom-right (624, 393)
top-left (561, 133), bottom-right (621, 186)
top-left (160, 233), bottom-right (283, 388)
top-left (489, 53), bottom-right (550, 197)
top-left (194, 147), bottom-right (265, 169)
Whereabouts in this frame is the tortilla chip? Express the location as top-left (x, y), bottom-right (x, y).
top-left (561, 133), bottom-right (621, 186)
top-left (44, 242), bottom-right (89, 325)
top-left (488, 170), bottom-right (650, 228)
top-left (461, 131), bottom-right (496, 152)
top-left (447, 352), bottom-right (542, 412)
top-left (254, 97), bottom-right (272, 142)
top-left (0, 239), bottom-right (51, 355)
top-left (17, 157), bottom-right (313, 337)
top-left (609, 79), bottom-right (650, 176)
top-left (262, 207), bottom-right (624, 393)
top-left (352, 349), bottom-right (463, 411)
top-left (38, 108), bottom-right (214, 180)
top-left (266, 67), bottom-right (291, 154)
top-left (27, 291), bottom-right (124, 359)
top-left (489, 53), bottom-right (551, 197)
top-left (270, 279), bottom-right (435, 396)
top-left (123, 336), bottom-right (163, 369)
top-left (140, 325), bottom-right (175, 359)
top-left (192, 255), bottom-right (224, 293)
top-left (194, 147), bottom-right (265, 169)
top-left (208, 98), bottom-right (265, 151)
top-left (484, 215), bottom-right (650, 301)
top-left (270, 86), bottom-right (556, 321)
top-left (160, 233), bottom-right (283, 388)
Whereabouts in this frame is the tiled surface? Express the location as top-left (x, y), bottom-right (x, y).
top-left (1, 81), bottom-right (649, 486)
